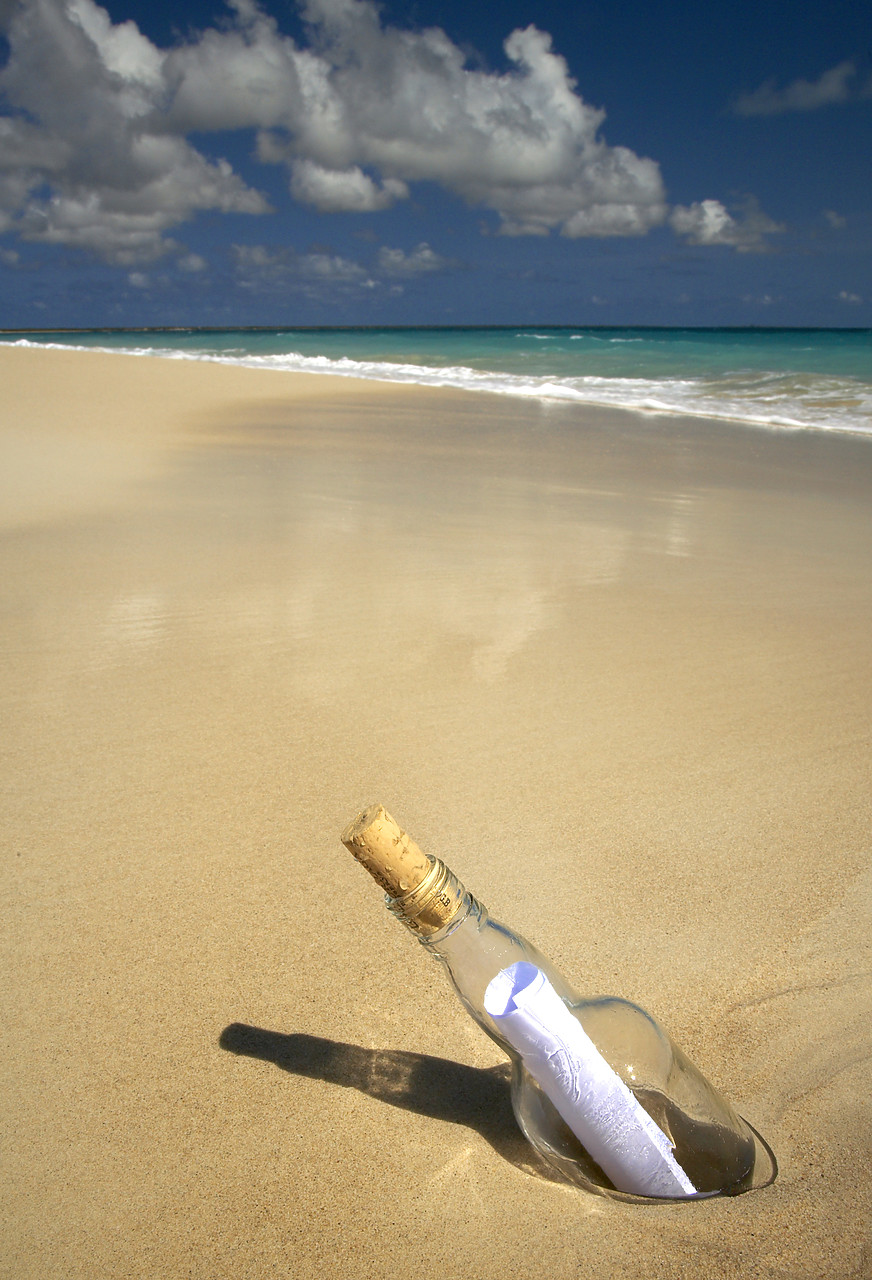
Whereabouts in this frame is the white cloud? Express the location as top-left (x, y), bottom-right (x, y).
top-left (824, 210), bottom-right (847, 229)
top-left (178, 252), bottom-right (207, 272)
top-left (669, 197), bottom-right (783, 252)
top-left (163, 2), bottom-right (302, 132)
top-left (128, 270), bottom-right (149, 287)
top-left (65, 0), bottom-right (163, 94)
top-left (231, 235), bottom-right (458, 288)
top-left (0, 0), bottom-right (669, 261)
top-left (297, 250), bottom-right (368, 281)
top-left (733, 61), bottom-right (856, 116)
top-left (288, 159), bottom-right (408, 212)
top-left (232, 241), bottom-right (372, 292)
top-left (0, 0), bottom-right (791, 267)
top-left (233, 236), bottom-right (458, 292)
top-left (376, 242), bottom-right (450, 276)
top-left (838, 290), bottom-right (862, 304)
top-left (0, 0), bottom-right (270, 262)
top-left (248, 11), bottom-right (668, 235)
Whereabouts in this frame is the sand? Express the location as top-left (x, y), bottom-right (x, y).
top-left (1, 344), bottom-right (870, 1280)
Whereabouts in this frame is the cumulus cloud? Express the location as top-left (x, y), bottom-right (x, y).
top-left (0, 0), bottom-right (270, 262)
top-left (0, 0), bottom-right (673, 263)
top-left (376, 242), bottom-right (450, 276)
top-left (233, 242), bottom-right (367, 279)
top-left (231, 235), bottom-right (461, 296)
top-left (162, 0), bottom-right (303, 133)
top-left (0, 0), bottom-right (779, 266)
top-left (669, 197), bottom-right (783, 252)
top-left (733, 60), bottom-right (857, 116)
top-left (288, 158), bottom-right (408, 212)
top-left (232, 241), bottom-right (374, 293)
top-left (178, 251), bottom-right (207, 272)
top-left (247, 9), bottom-right (668, 236)
top-left (838, 289), bottom-right (862, 304)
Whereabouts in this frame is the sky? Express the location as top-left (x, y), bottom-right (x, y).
top-left (0, 0), bottom-right (870, 328)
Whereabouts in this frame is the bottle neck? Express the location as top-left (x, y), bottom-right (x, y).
top-left (398, 880), bottom-right (560, 1055)
top-left (384, 857), bottom-right (476, 939)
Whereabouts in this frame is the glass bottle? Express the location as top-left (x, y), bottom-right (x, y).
top-left (341, 804), bottom-right (775, 1201)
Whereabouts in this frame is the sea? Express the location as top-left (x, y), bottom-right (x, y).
top-left (4, 326), bottom-right (871, 437)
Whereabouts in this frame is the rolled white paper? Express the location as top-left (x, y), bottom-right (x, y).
top-left (484, 962), bottom-right (697, 1198)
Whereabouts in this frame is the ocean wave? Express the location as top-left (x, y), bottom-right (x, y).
top-left (5, 337), bottom-right (871, 436)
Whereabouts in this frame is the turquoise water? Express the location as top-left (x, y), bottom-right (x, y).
top-left (5, 327), bottom-right (871, 435)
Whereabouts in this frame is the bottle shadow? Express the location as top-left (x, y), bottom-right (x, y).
top-left (219, 1023), bottom-right (565, 1184)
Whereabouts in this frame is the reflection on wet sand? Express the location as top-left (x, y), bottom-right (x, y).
top-left (63, 427), bottom-right (709, 697)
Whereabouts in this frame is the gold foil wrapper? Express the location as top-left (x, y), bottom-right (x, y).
top-left (387, 857), bottom-right (465, 936)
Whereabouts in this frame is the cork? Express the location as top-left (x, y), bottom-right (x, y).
top-left (341, 804), bottom-right (432, 898)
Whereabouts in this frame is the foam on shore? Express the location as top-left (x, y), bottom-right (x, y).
top-left (5, 333), bottom-right (872, 436)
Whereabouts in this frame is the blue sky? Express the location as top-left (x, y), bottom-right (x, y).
top-left (0, 0), bottom-right (869, 327)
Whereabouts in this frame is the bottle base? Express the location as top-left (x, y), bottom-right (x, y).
top-left (514, 1079), bottom-right (777, 1203)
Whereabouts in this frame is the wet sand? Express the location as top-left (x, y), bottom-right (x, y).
top-left (2, 344), bottom-right (871, 1279)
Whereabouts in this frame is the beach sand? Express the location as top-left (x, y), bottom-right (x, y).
top-left (2, 344), bottom-right (870, 1280)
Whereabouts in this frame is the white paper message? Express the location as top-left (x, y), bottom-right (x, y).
top-left (484, 962), bottom-right (697, 1198)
